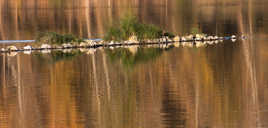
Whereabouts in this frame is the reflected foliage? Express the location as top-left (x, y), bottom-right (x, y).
top-left (50, 51), bottom-right (82, 61)
top-left (33, 50), bottom-right (82, 63)
top-left (1, 1), bottom-right (267, 128)
top-left (105, 47), bottom-right (166, 68)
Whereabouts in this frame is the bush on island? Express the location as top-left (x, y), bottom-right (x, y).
top-left (36, 32), bottom-right (84, 44)
top-left (104, 15), bottom-right (174, 42)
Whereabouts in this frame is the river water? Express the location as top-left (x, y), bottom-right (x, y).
top-left (1, 0), bottom-right (268, 128)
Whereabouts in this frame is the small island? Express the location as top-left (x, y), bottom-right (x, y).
top-left (0, 16), bottom-right (238, 54)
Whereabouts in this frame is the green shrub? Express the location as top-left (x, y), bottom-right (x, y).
top-left (191, 27), bottom-right (201, 35)
top-left (36, 32), bottom-right (83, 44)
top-left (104, 16), bottom-right (173, 41)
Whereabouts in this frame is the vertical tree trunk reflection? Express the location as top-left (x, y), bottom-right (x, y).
top-left (238, 0), bottom-right (260, 127)
top-left (91, 53), bottom-right (101, 127)
top-left (102, 50), bottom-right (111, 101)
top-left (16, 54), bottom-right (25, 128)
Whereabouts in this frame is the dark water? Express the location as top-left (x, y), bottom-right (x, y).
top-left (1, 0), bottom-right (268, 128)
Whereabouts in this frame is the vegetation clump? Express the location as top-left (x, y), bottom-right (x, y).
top-left (36, 32), bottom-right (84, 44)
top-left (104, 16), bottom-right (174, 41)
top-left (190, 27), bottom-right (204, 35)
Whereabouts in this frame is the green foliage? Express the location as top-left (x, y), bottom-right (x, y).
top-left (36, 32), bottom-right (84, 44)
top-left (104, 15), bottom-right (172, 41)
top-left (191, 27), bottom-right (201, 35)
top-left (163, 32), bottom-right (175, 38)
top-left (104, 27), bottom-right (123, 41)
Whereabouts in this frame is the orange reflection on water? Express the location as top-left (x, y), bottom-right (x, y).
top-left (1, 0), bottom-right (268, 128)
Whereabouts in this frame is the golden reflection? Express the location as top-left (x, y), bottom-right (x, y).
top-left (1, 0), bottom-right (268, 128)
top-left (237, 0), bottom-right (260, 127)
top-left (0, 39), bottom-right (268, 128)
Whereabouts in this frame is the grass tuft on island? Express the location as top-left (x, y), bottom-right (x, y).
top-left (104, 15), bottom-right (174, 41)
top-left (36, 32), bottom-right (84, 45)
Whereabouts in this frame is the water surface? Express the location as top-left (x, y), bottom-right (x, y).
top-left (1, 0), bottom-right (268, 128)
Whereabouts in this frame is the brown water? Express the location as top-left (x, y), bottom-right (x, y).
top-left (1, 0), bottom-right (268, 128)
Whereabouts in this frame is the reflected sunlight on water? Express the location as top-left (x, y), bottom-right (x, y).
top-left (1, 0), bottom-right (268, 128)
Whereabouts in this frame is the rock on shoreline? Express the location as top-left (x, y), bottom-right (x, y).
top-left (0, 34), bottom-right (240, 54)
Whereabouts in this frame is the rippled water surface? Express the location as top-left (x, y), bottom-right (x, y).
top-left (1, 0), bottom-right (268, 128)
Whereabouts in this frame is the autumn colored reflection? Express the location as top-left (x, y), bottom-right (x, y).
top-left (0, 37), bottom-right (267, 128)
top-left (1, 0), bottom-right (268, 128)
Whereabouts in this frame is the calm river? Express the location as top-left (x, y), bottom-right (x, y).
top-left (1, 0), bottom-right (268, 128)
